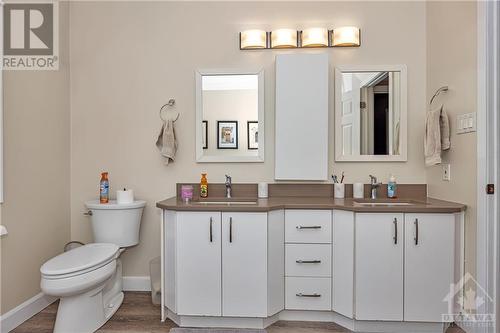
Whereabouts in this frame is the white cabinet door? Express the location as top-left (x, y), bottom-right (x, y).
top-left (355, 213), bottom-right (403, 321)
top-left (404, 214), bottom-right (455, 322)
top-left (222, 212), bottom-right (268, 317)
top-left (333, 210), bottom-right (354, 318)
top-left (275, 53), bottom-right (329, 180)
top-left (176, 212), bottom-right (221, 316)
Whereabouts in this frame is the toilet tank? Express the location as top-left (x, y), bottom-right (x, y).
top-left (85, 200), bottom-right (146, 248)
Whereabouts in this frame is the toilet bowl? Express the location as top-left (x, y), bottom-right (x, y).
top-left (40, 200), bottom-right (146, 333)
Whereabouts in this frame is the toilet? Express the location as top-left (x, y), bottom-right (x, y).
top-left (40, 200), bottom-right (146, 333)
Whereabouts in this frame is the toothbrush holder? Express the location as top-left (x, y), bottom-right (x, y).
top-left (334, 183), bottom-right (345, 199)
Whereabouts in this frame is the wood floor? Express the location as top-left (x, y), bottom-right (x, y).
top-left (13, 292), bottom-right (466, 333)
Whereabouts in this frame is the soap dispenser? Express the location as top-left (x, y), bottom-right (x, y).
top-left (387, 174), bottom-right (397, 198)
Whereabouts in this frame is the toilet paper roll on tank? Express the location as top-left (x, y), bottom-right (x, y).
top-left (117, 188), bottom-right (134, 205)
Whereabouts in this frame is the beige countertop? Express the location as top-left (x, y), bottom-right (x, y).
top-left (156, 196), bottom-right (466, 213)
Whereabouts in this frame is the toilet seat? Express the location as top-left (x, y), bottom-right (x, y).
top-left (41, 243), bottom-right (119, 279)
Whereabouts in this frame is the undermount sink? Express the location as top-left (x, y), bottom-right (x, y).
top-left (353, 199), bottom-right (415, 206)
top-left (193, 200), bottom-right (258, 205)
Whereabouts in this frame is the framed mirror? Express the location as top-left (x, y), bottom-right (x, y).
top-left (196, 69), bottom-right (265, 163)
top-left (335, 65), bottom-right (407, 162)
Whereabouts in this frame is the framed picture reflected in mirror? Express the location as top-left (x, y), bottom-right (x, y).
top-left (217, 121), bottom-right (238, 149)
top-left (247, 121), bottom-right (258, 150)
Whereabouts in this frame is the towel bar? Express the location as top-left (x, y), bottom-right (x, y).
top-left (159, 99), bottom-right (179, 122)
top-left (429, 86), bottom-right (449, 106)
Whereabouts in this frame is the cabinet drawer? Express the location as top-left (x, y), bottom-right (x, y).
top-left (285, 277), bottom-right (331, 310)
top-left (285, 210), bottom-right (332, 243)
top-left (285, 244), bottom-right (331, 277)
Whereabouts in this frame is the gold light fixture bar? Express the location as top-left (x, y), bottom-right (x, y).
top-left (239, 27), bottom-right (360, 50)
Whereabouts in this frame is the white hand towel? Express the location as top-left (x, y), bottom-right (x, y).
top-left (440, 108), bottom-right (451, 151)
top-left (424, 105), bottom-right (450, 166)
top-left (156, 120), bottom-right (177, 165)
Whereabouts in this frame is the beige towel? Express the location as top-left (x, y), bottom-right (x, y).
top-left (424, 105), bottom-right (450, 166)
top-left (156, 120), bottom-right (177, 165)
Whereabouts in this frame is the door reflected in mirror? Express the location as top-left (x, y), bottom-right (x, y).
top-left (335, 66), bottom-right (407, 162)
top-left (196, 70), bottom-right (264, 162)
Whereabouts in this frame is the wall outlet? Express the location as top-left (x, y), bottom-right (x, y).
top-left (442, 163), bottom-right (451, 181)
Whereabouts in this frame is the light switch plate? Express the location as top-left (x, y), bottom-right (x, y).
top-left (457, 113), bottom-right (477, 134)
top-left (442, 163), bottom-right (451, 181)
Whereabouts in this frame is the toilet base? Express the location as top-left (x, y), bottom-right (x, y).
top-left (104, 291), bottom-right (124, 320)
top-left (54, 285), bottom-right (108, 333)
top-left (53, 258), bottom-right (125, 333)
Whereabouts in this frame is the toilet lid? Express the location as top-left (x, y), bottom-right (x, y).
top-left (41, 243), bottom-right (119, 276)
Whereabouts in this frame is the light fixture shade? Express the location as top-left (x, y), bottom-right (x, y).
top-left (271, 29), bottom-right (298, 48)
top-left (240, 30), bottom-right (267, 49)
top-left (301, 28), bottom-right (328, 47)
top-left (332, 26), bottom-right (360, 47)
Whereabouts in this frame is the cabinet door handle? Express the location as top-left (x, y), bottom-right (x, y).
top-left (393, 218), bottom-right (398, 244)
top-left (414, 218), bottom-right (419, 245)
top-left (296, 293), bottom-right (321, 298)
top-left (209, 217), bottom-right (213, 243)
top-left (296, 260), bottom-right (321, 264)
top-left (296, 225), bottom-right (322, 230)
top-left (229, 217), bottom-right (233, 243)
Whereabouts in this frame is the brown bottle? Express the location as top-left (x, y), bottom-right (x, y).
top-left (99, 172), bottom-right (109, 204)
top-left (200, 173), bottom-right (208, 198)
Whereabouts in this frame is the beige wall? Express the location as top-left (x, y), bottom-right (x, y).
top-left (426, 1), bottom-right (477, 278)
top-left (0, 4), bottom-right (70, 314)
top-left (69, 1), bottom-right (427, 276)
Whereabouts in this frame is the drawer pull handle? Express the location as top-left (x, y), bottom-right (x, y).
top-left (296, 225), bottom-right (322, 230)
top-left (393, 218), bottom-right (398, 245)
top-left (296, 293), bottom-right (321, 298)
top-left (414, 218), bottom-right (419, 245)
top-left (229, 217), bottom-right (233, 243)
top-left (209, 217), bottom-right (213, 243)
top-left (296, 260), bottom-right (321, 264)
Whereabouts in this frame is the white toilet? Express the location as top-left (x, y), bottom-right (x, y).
top-left (40, 200), bottom-right (146, 333)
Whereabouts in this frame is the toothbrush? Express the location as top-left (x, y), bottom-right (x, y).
top-left (340, 172), bottom-right (345, 184)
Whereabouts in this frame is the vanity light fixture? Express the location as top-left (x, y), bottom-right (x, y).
top-left (239, 26), bottom-right (361, 50)
top-left (332, 26), bottom-right (361, 47)
top-left (271, 29), bottom-right (298, 48)
top-left (240, 30), bottom-right (268, 49)
top-left (301, 28), bottom-right (329, 47)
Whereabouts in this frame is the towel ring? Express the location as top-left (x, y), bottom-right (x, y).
top-left (429, 86), bottom-right (449, 106)
top-left (159, 99), bottom-right (179, 122)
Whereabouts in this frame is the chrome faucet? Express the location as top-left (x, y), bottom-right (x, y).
top-left (225, 175), bottom-right (232, 199)
top-left (369, 175), bottom-right (382, 199)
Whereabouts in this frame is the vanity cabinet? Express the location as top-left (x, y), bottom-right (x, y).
top-left (332, 210), bottom-right (355, 318)
top-left (164, 210), bottom-right (284, 320)
top-left (285, 210), bottom-right (332, 311)
top-left (353, 212), bottom-right (456, 322)
top-left (222, 212), bottom-right (267, 317)
top-left (355, 213), bottom-right (404, 321)
top-left (176, 212), bottom-right (222, 316)
top-left (404, 214), bottom-right (455, 322)
top-left (161, 204), bottom-right (462, 331)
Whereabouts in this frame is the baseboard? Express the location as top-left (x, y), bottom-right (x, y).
top-left (123, 276), bottom-right (151, 292)
top-left (0, 292), bottom-right (57, 332)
